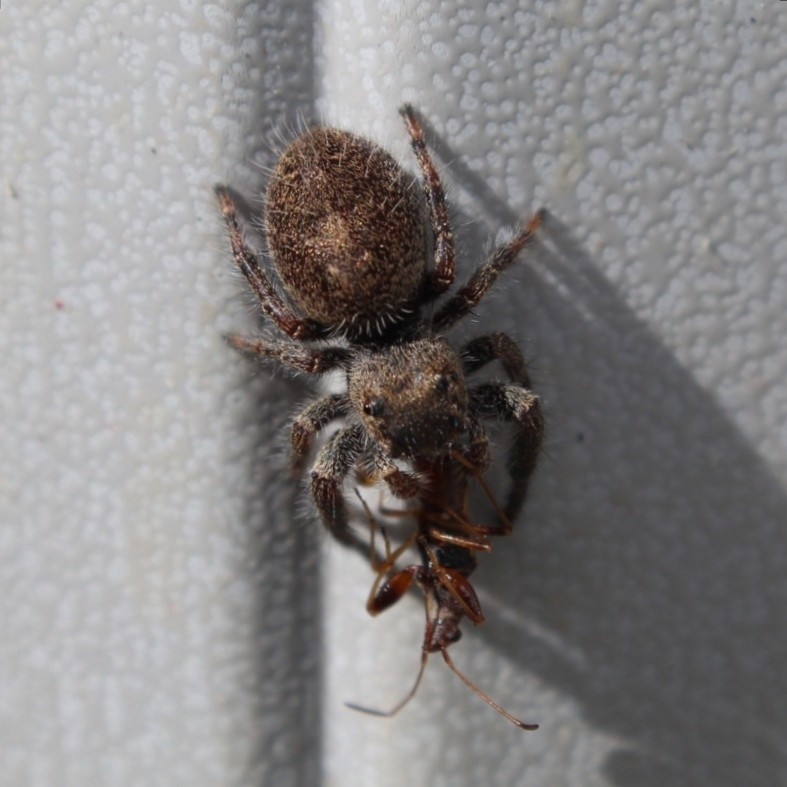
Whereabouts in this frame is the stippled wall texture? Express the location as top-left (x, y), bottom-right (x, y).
top-left (1, 2), bottom-right (786, 786)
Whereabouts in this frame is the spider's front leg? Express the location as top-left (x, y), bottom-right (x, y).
top-left (215, 186), bottom-right (328, 341)
top-left (465, 414), bottom-right (493, 470)
top-left (310, 424), bottom-right (367, 546)
top-left (290, 394), bottom-right (352, 474)
top-left (469, 382), bottom-right (544, 522)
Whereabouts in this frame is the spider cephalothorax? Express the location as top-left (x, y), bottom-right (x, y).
top-left (349, 338), bottom-right (468, 460)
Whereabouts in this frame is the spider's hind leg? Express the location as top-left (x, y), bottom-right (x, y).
top-left (400, 104), bottom-right (456, 301)
top-left (215, 185), bottom-right (327, 341)
top-left (433, 211), bottom-right (543, 333)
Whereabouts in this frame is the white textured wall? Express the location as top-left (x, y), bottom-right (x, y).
top-left (2, 2), bottom-right (786, 786)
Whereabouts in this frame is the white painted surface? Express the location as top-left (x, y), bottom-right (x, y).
top-left (2, 1), bottom-right (786, 785)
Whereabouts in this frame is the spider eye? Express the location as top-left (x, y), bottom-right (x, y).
top-left (436, 371), bottom-right (459, 393)
top-left (363, 398), bottom-right (386, 418)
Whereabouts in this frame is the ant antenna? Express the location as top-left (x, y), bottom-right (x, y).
top-left (440, 648), bottom-right (539, 731)
top-left (449, 450), bottom-right (512, 535)
top-left (347, 646), bottom-right (539, 730)
top-left (345, 649), bottom-right (430, 718)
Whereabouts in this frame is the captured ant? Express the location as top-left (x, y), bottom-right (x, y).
top-left (350, 449), bottom-right (540, 730)
top-left (216, 105), bottom-right (543, 549)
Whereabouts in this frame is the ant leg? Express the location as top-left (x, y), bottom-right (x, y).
top-left (346, 575), bottom-right (433, 719)
top-left (353, 489), bottom-right (412, 571)
top-left (450, 448), bottom-right (512, 538)
top-left (311, 424), bottom-right (367, 546)
top-left (290, 394), bottom-right (351, 474)
top-left (460, 331), bottom-right (531, 386)
top-left (433, 210), bottom-right (543, 333)
top-left (399, 104), bottom-right (456, 300)
top-left (469, 383), bottom-right (544, 521)
top-left (215, 186), bottom-right (328, 341)
top-left (355, 487), bottom-right (423, 615)
top-left (226, 334), bottom-right (352, 374)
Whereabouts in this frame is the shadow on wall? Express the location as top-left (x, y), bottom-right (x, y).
top-left (221, 2), bottom-right (322, 786)
top-left (229, 80), bottom-right (787, 783)
top-left (411, 108), bottom-right (787, 782)
top-left (461, 208), bottom-right (787, 785)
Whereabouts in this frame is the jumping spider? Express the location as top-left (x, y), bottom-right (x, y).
top-left (216, 105), bottom-right (544, 553)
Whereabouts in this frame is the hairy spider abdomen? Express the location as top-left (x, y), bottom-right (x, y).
top-left (266, 128), bottom-right (427, 338)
